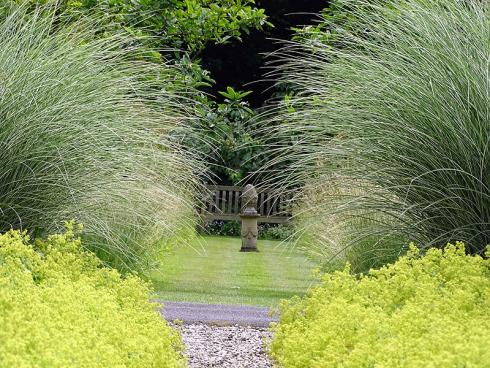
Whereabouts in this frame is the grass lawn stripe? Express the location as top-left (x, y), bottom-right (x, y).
top-left (151, 236), bottom-right (317, 307)
top-left (266, 242), bottom-right (317, 295)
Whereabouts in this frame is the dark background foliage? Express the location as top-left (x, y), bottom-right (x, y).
top-left (202, 0), bottom-right (327, 107)
top-left (198, 0), bottom-right (327, 185)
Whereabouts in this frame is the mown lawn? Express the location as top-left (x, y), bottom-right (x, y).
top-left (151, 236), bottom-right (318, 307)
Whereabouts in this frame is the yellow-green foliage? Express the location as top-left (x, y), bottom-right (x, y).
top-left (271, 243), bottom-right (490, 367)
top-left (0, 225), bottom-right (185, 368)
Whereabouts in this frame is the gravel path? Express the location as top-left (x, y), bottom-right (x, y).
top-left (173, 323), bottom-right (273, 368)
top-left (159, 301), bottom-right (276, 367)
top-left (158, 301), bottom-right (278, 327)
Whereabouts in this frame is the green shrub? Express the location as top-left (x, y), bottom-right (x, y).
top-left (0, 224), bottom-right (185, 367)
top-left (0, 5), bottom-right (203, 272)
top-left (200, 220), bottom-right (242, 237)
top-left (199, 220), bottom-right (294, 241)
top-left (260, 224), bottom-right (295, 241)
top-left (270, 243), bottom-right (490, 367)
top-left (263, 0), bottom-right (490, 271)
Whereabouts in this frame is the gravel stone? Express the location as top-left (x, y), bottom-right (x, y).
top-left (173, 323), bottom-right (273, 368)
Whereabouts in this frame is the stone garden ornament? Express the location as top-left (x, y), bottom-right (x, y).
top-left (240, 184), bottom-right (259, 252)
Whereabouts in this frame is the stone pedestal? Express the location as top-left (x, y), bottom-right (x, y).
top-left (240, 184), bottom-right (259, 252)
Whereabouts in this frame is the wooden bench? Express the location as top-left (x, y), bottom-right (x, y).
top-left (199, 185), bottom-right (293, 224)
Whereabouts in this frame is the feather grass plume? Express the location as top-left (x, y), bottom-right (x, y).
top-left (0, 5), bottom-right (205, 272)
top-left (259, 0), bottom-right (490, 272)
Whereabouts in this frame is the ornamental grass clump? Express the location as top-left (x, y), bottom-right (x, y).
top-left (263, 0), bottom-right (490, 271)
top-left (0, 5), bottom-right (204, 272)
top-left (270, 243), bottom-right (490, 367)
top-left (0, 225), bottom-right (185, 367)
